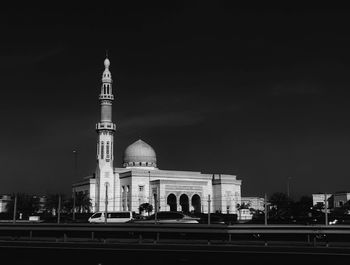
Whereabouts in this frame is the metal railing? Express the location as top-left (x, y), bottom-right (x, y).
top-left (0, 223), bottom-right (350, 247)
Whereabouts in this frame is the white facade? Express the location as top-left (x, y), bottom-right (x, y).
top-left (333, 192), bottom-right (350, 208)
top-left (241, 197), bottom-right (265, 211)
top-left (0, 195), bottom-right (11, 213)
top-left (312, 193), bottom-right (332, 206)
top-left (72, 57), bottom-right (242, 214)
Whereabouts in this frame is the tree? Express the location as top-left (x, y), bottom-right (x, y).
top-left (74, 192), bottom-right (92, 213)
top-left (6, 193), bottom-right (40, 217)
top-left (139, 203), bottom-right (153, 215)
top-left (236, 202), bottom-right (251, 210)
top-left (291, 196), bottom-right (313, 218)
top-left (313, 202), bottom-right (324, 211)
top-left (269, 192), bottom-right (294, 219)
top-left (44, 194), bottom-right (64, 215)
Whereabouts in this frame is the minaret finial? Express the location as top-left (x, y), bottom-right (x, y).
top-left (104, 53), bottom-right (110, 69)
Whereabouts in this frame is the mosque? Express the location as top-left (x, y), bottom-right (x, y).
top-left (72, 57), bottom-right (242, 214)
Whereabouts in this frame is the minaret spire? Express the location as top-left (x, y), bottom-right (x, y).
top-left (95, 55), bottom-right (117, 212)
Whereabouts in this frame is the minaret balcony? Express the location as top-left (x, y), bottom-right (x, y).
top-left (96, 122), bottom-right (116, 131)
top-left (102, 77), bottom-right (112, 83)
top-left (99, 94), bottom-right (114, 100)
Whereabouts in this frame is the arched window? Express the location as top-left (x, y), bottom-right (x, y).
top-left (101, 142), bottom-right (104, 159)
top-left (110, 143), bottom-right (113, 159)
top-left (106, 141), bottom-right (110, 158)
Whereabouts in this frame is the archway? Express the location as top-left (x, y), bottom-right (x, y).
top-left (180, 194), bottom-right (189, 213)
top-left (167, 194), bottom-right (177, 212)
top-left (191, 194), bottom-right (201, 213)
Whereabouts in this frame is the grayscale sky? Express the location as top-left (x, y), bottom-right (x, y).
top-left (1, 5), bottom-right (350, 198)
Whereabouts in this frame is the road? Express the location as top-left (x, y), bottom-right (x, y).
top-left (1, 240), bottom-right (350, 265)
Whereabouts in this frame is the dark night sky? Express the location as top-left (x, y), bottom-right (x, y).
top-left (1, 5), bottom-right (350, 198)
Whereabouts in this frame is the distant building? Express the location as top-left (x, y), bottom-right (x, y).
top-left (241, 197), bottom-right (265, 211)
top-left (0, 195), bottom-right (11, 213)
top-left (72, 57), bottom-right (242, 214)
top-left (312, 192), bottom-right (350, 209)
top-left (238, 208), bottom-right (253, 221)
top-left (312, 193), bottom-right (332, 207)
top-left (34, 195), bottom-right (47, 213)
top-left (333, 192), bottom-right (350, 208)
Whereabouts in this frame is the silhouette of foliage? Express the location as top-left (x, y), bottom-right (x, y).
top-left (139, 203), bottom-right (153, 215)
top-left (6, 193), bottom-right (40, 216)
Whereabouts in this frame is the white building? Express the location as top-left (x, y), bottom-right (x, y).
top-left (241, 197), bottom-right (265, 211)
top-left (73, 57), bottom-right (242, 214)
top-left (333, 192), bottom-right (350, 208)
top-left (312, 193), bottom-right (332, 207)
top-left (0, 195), bottom-right (11, 213)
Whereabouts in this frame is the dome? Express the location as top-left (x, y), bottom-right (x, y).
top-left (123, 139), bottom-right (157, 168)
top-left (104, 58), bottom-right (110, 68)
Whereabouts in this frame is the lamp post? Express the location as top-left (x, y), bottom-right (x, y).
top-left (154, 193), bottom-right (158, 223)
top-left (72, 150), bottom-right (78, 221)
top-left (105, 182), bottom-right (109, 224)
top-left (72, 189), bottom-right (76, 221)
top-left (12, 194), bottom-right (17, 223)
top-left (264, 193), bottom-right (268, 226)
top-left (324, 192), bottom-right (328, 226)
top-left (148, 171), bottom-right (151, 204)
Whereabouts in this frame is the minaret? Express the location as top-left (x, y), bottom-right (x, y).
top-left (95, 56), bottom-right (117, 211)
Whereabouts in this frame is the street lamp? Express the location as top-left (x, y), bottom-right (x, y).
top-left (72, 150), bottom-right (78, 221)
top-left (148, 171), bottom-right (151, 204)
top-left (104, 182), bottom-right (109, 224)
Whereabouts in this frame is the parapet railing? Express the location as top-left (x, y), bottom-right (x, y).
top-left (0, 223), bottom-right (350, 247)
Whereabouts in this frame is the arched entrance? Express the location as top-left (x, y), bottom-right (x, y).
top-left (167, 193), bottom-right (177, 211)
top-left (191, 194), bottom-right (201, 213)
top-left (180, 194), bottom-right (189, 213)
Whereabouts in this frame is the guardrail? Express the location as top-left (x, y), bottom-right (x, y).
top-left (0, 223), bottom-right (350, 247)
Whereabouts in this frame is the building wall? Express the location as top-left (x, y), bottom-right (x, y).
top-left (212, 174), bottom-right (241, 214)
top-left (241, 197), bottom-right (265, 211)
top-left (334, 193), bottom-right (350, 208)
top-left (0, 195), bottom-right (11, 213)
top-left (120, 177), bottom-right (132, 211)
top-left (312, 193), bottom-right (332, 207)
top-left (130, 174), bottom-right (151, 213)
top-left (74, 169), bottom-right (241, 215)
top-left (212, 177), bottom-right (222, 212)
top-left (0, 200), bottom-right (7, 213)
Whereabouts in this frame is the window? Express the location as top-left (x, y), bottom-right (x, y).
top-left (106, 141), bottom-right (110, 158)
top-left (91, 212), bottom-right (102, 218)
top-left (157, 212), bottom-right (183, 220)
top-left (108, 212), bottom-right (131, 218)
top-left (122, 186), bottom-right (125, 193)
top-left (126, 185), bottom-right (130, 192)
top-left (101, 142), bottom-right (104, 159)
top-left (139, 186), bottom-right (144, 192)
